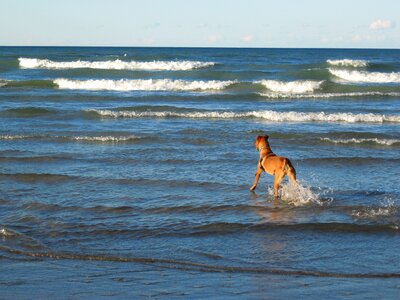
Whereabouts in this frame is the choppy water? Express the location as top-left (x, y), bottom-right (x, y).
top-left (1, 47), bottom-right (400, 299)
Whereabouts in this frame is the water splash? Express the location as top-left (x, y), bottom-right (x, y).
top-left (267, 182), bottom-right (329, 207)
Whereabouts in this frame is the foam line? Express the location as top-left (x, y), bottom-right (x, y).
top-left (258, 80), bottom-right (324, 94)
top-left (327, 59), bottom-right (368, 67)
top-left (321, 137), bottom-right (400, 146)
top-left (90, 109), bottom-right (400, 123)
top-left (260, 91), bottom-right (400, 98)
top-left (54, 78), bottom-right (235, 91)
top-left (19, 57), bottom-right (215, 71)
top-left (329, 68), bottom-right (400, 83)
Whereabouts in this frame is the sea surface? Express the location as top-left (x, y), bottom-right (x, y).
top-left (0, 47), bottom-right (399, 299)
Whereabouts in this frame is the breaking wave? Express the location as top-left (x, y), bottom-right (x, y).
top-left (19, 57), bottom-right (215, 71)
top-left (0, 134), bottom-right (32, 140)
top-left (327, 59), bottom-right (369, 68)
top-left (0, 134), bottom-right (141, 143)
top-left (89, 108), bottom-right (400, 123)
top-left (258, 80), bottom-right (324, 94)
top-left (54, 78), bottom-right (236, 91)
top-left (321, 137), bottom-right (400, 146)
top-left (329, 68), bottom-right (400, 83)
top-left (259, 91), bottom-right (400, 99)
top-left (66, 135), bottom-right (140, 142)
top-left (0, 79), bottom-right (9, 87)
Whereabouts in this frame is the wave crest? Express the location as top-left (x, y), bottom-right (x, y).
top-left (0, 134), bottom-right (31, 140)
top-left (258, 80), bottom-right (323, 94)
top-left (260, 91), bottom-right (400, 99)
top-left (0, 134), bottom-right (141, 143)
top-left (321, 137), bottom-right (400, 146)
top-left (0, 79), bottom-right (9, 87)
top-left (89, 109), bottom-right (400, 123)
top-left (67, 135), bottom-right (140, 142)
top-left (19, 58), bottom-right (214, 71)
top-left (327, 59), bottom-right (368, 67)
top-left (54, 78), bottom-right (235, 91)
top-left (329, 68), bottom-right (400, 83)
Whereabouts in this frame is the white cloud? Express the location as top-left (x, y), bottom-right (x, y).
top-left (369, 19), bottom-right (395, 30)
top-left (242, 35), bottom-right (254, 42)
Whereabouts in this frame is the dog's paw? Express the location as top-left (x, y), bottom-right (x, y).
top-left (250, 185), bottom-right (256, 191)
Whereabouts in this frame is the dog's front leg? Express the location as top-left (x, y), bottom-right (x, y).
top-left (250, 169), bottom-right (262, 191)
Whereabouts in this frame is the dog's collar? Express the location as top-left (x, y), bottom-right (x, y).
top-left (257, 146), bottom-right (267, 152)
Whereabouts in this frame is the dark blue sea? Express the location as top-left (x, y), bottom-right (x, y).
top-left (0, 47), bottom-right (400, 299)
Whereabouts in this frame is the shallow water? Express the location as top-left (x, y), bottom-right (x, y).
top-left (1, 47), bottom-right (400, 299)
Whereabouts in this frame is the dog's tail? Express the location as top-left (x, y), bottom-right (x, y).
top-left (283, 158), bottom-right (297, 184)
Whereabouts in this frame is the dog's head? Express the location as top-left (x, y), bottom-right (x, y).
top-left (254, 135), bottom-right (269, 150)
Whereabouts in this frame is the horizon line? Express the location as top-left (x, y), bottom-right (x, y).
top-left (1, 45), bottom-right (399, 50)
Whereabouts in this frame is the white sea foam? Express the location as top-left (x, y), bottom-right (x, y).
top-left (327, 59), bottom-right (369, 68)
top-left (68, 135), bottom-right (139, 142)
top-left (0, 227), bottom-right (15, 237)
top-left (321, 137), bottom-right (400, 146)
top-left (0, 134), bottom-right (31, 140)
top-left (19, 58), bottom-right (215, 71)
top-left (329, 68), bottom-right (400, 83)
top-left (258, 80), bottom-right (324, 94)
top-left (0, 134), bottom-right (140, 143)
top-left (352, 199), bottom-right (398, 219)
top-left (260, 91), bottom-right (400, 99)
top-left (268, 182), bottom-right (327, 207)
top-left (90, 109), bottom-right (400, 123)
top-left (54, 78), bottom-right (236, 91)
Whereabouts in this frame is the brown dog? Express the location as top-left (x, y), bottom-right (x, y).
top-left (250, 135), bottom-right (297, 198)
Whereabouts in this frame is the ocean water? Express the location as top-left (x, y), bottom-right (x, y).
top-left (0, 47), bottom-right (400, 299)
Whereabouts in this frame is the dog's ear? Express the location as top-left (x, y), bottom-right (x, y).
top-left (264, 135), bottom-right (269, 140)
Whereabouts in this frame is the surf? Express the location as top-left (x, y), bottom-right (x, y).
top-left (321, 137), bottom-right (400, 146)
top-left (259, 91), bottom-right (400, 99)
top-left (54, 78), bottom-right (236, 91)
top-left (258, 80), bottom-right (324, 94)
top-left (19, 57), bottom-right (215, 71)
top-left (327, 59), bottom-right (369, 68)
top-left (329, 68), bottom-right (400, 83)
top-left (89, 108), bottom-right (400, 123)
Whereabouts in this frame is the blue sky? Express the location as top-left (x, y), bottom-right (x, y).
top-left (1, 0), bottom-right (399, 48)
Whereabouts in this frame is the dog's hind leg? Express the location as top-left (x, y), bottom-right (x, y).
top-left (273, 170), bottom-right (285, 198)
top-left (284, 159), bottom-right (297, 187)
top-left (287, 168), bottom-right (297, 186)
